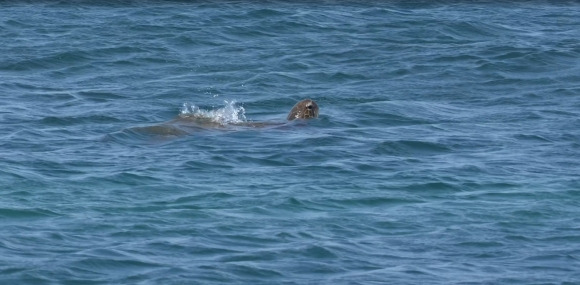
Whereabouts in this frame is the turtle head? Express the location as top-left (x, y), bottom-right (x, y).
top-left (287, 99), bottom-right (319, 120)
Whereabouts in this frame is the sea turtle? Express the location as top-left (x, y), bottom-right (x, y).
top-left (132, 99), bottom-right (319, 136)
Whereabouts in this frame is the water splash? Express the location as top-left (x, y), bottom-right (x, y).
top-left (179, 100), bottom-right (246, 125)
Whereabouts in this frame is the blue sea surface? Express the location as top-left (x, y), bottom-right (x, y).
top-left (1, 1), bottom-right (580, 284)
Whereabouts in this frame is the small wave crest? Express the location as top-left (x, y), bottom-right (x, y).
top-left (179, 100), bottom-right (247, 125)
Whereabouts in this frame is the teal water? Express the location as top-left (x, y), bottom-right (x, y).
top-left (1, 1), bottom-right (580, 284)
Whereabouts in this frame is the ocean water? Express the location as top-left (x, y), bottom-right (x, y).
top-left (1, 1), bottom-right (580, 284)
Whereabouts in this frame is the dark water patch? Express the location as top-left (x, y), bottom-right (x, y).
top-left (441, 20), bottom-right (502, 40)
top-left (462, 190), bottom-right (546, 202)
top-left (89, 45), bottom-right (151, 59)
top-left (245, 8), bottom-right (289, 18)
top-left (75, 90), bottom-right (127, 101)
top-left (476, 94), bottom-right (534, 107)
top-left (513, 134), bottom-right (553, 143)
top-left (454, 241), bottom-right (504, 249)
top-left (539, 235), bottom-right (580, 243)
top-left (3, 18), bottom-right (34, 29)
top-left (102, 172), bottom-right (163, 186)
top-left (212, 233), bottom-right (282, 250)
top-left (371, 220), bottom-right (427, 236)
top-left (71, 256), bottom-right (162, 278)
top-left (232, 155), bottom-right (297, 167)
top-left (538, 109), bottom-right (580, 119)
top-left (0, 208), bottom-right (60, 219)
top-left (460, 182), bottom-right (520, 192)
top-left (218, 250), bottom-right (279, 263)
top-left (242, 72), bottom-right (311, 87)
top-left (353, 161), bottom-right (392, 172)
top-left (329, 196), bottom-right (422, 208)
top-left (131, 55), bottom-right (183, 66)
top-left (359, 100), bottom-right (465, 124)
top-left (268, 196), bottom-right (341, 214)
top-left (296, 245), bottom-right (338, 260)
top-left (101, 203), bottom-right (205, 217)
top-left (167, 192), bottom-right (237, 205)
top-left (1, 50), bottom-right (93, 72)
top-left (329, 71), bottom-right (371, 82)
top-left (40, 115), bottom-right (121, 126)
top-left (469, 109), bottom-right (544, 124)
top-left (13, 159), bottom-right (88, 180)
top-left (354, 114), bottom-right (430, 128)
top-left (214, 263), bottom-right (284, 280)
top-left (258, 152), bottom-right (311, 167)
top-left (0, 83), bottom-right (76, 102)
top-left (522, 252), bottom-right (578, 264)
top-left (0, 168), bottom-right (32, 183)
top-left (401, 181), bottom-right (462, 193)
top-left (372, 140), bottom-right (451, 156)
top-left (428, 53), bottom-right (482, 64)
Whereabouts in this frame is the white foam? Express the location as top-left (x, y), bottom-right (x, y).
top-left (180, 100), bottom-right (246, 125)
